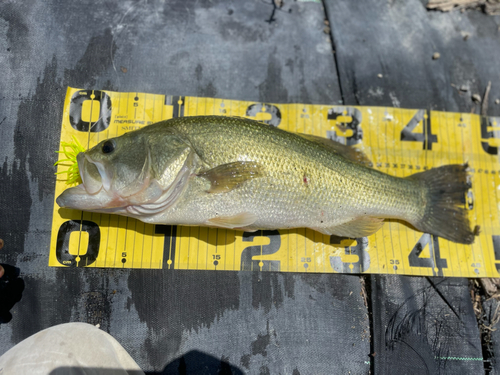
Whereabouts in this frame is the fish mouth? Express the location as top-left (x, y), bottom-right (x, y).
top-left (78, 153), bottom-right (112, 195)
top-left (56, 151), bottom-right (153, 211)
top-left (56, 183), bottom-right (122, 211)
top-left (56, 153), bottom-right (119, 211)
top-left (57, 150), bottom-right (192, 217)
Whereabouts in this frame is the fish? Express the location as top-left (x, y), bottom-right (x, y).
top-left (56, 116), bottom-right (478, 244)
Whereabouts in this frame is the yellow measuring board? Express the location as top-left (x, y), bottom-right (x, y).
top-left (49, 87), bottom-right (500, 277)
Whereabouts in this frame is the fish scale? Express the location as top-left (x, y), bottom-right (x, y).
top-left (124, 117), bottom-right (425, 230)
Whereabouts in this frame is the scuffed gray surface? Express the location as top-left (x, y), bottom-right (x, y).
top-left (0, 0), bottom-right (497, 373)
top-left (325, 0), bottom-right (500, 115)
top-left (372, 276), bottom-right (483, 374)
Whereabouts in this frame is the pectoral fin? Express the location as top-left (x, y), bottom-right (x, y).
top-left (298, 133), bottom-right (371, 166)
top-left (313, 217), bottom-right (384, 238)
top-left (198, 161), bottom-right (264, 193)
top-left (207, 212), bottom-right (258, 229)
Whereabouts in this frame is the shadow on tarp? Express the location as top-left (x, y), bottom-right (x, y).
top-left (49, 350), bottom-right (244, 375)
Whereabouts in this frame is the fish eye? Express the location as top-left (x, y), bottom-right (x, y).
top-left (102, 139), bottom-right (116, 154)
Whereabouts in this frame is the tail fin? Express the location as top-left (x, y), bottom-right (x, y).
top-left (407, 164), bottom-right (479, 244)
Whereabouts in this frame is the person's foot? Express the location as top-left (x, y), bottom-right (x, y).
top-left (0, 239), bottom-right (24, 323)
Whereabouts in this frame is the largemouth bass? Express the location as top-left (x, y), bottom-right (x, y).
top-left (56, 116), bottom-right (477, 244)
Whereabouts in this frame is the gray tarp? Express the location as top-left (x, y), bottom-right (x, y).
top-left (1, 0), bottom-right (499, 373)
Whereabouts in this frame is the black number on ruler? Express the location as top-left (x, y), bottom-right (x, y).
top-left (246, 103), bottom-right (282, 127)
top-left (408, 233), bottom-right (447, 276)
top-left (400, 109), bottom-right (437, 150)
top-left (329, 236), bottom-right (370, 273)
top-left (164, 96), bottom-right (185, 118)
top-left (155, 225), bottom-right (177, 269)
top-left (326, 107), bottom-right (363, 146)
top-left (480, 116), bottom-right (500, 155)
top-left (69, 90), bottom-right (112, 132)
top-left (56, 220), bottom-right (100, 267)
top-left (240, 230), bottom-right (281, 271)
top-left (491, 236), bottom-right (500, 276)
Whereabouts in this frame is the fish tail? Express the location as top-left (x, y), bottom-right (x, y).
top-left (407, 164), bottom-right (479, 244)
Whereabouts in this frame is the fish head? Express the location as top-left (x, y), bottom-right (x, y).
top-left (56, 130), bottom-right (193, 215)
top-left (82, 134), bottom-right (152, 198)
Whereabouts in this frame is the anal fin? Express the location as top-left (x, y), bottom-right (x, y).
top-left (207, 212), bottom-right (258, 229)
top-left (313, 217), bottom-right (384, 238)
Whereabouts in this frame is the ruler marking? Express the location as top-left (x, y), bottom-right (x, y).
top-left (196, 226), bottom-right (201, 270)
top-left (386, 107), bottom-right (396, 274)
top-left (444, 113), bottom-right (456, 277)
top-left (424, 110), bottom-right (428, 168)
top-left (225, 99), bottom-right (233, 270)
top-left (161, 95), bottom-right (165, 120)
top-left (402, 107), bottom-right (411, 275)
top-left (211, 97), bottom-right (216, 270)
top-left (233, 230), bottom-right (237, 272)
top-left (120, 97), bottom-right (129, 269)
top-left (206, 227), bottom-right (209, 270)
top-left (175, 226), bottom-right (181, 269)
top-left (471, 115), bottom-right (489, 277)
top-left (453, 114), bottom-right (465, 276)
top-left (224, 229), bottom-right (228, 271)
top-left (379, 108), bottom-right (389, 272)
top-left (146, 94), bottom-right (156, 269)
top-left (130, 219), bottom-right (136, 268)
top-left (310, 108), bottom-right (316, 273)
top-left (141, 222), bottom-right (146, 269)
top-left (149, 225), bottom-right (154, 269)
top-left (186, 227), bottom-right (191, 270)
top-left (170, 227), bottom-right (175, 270)
top-left (483, 123), bottom-right (497, 276)
top-left (151, 93), bottom-right (156, 122)
top-left (397, 107), bottom-right (407, 276)
top-left (134, 92), bottom-right (137, 119)
top-left (492, 167), bottom-right (500, 276)
top-left (103, 214), bottom-right (110, 268)
top-left (479, 146), bottom-right (493, 277)
top-left (89, 212), bottom-right (95, 268)
top-left (296, 105), bottom-right (300, 273)
top-left (367, 108), bottom-right (380, 274)
top-left (113, 216), bottom-right (119, 268)
top-left (462, 118), bottom-right (478, 277)
top-left (440, 113), bottom-right (451, 277)
top-left (122, 217), bottom-right (129, 269)
top-left (76, 90), bottom-right (98, 267)
top-left (375, 108), bottom-right (385, 272)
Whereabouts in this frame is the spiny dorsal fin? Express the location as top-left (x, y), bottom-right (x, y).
top-left (198, 161), bottom-right (264, 193)
top-left (297, 133), bottom-right (371, 166)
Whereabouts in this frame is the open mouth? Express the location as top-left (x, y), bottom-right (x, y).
top-left (78, 153), bottom-right (111, 195)
top-left (56, 154), bottom-right (119, 210)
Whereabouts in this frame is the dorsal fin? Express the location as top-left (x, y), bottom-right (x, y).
top-left (297, 133), bottom-right (372, 166)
